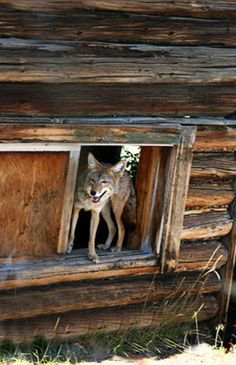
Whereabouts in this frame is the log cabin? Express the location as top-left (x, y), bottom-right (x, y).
top-left (0, 0), bottom-right (235, 343)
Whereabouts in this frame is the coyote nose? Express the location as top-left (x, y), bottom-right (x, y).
top-left (91, 190), bottom-right (96, 196)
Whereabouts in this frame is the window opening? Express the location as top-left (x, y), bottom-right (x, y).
top-left (67, 145), bottom-right (140, 261)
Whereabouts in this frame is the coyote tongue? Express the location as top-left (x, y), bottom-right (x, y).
top-left (92, 196), bottom-right (100, 203)
top-left (91, 190), bottom-right (107, 203)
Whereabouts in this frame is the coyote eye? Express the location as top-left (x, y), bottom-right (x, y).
top-left (102, 180), bottom-right (109, 184)
top-left (90, 178), bottom-right (95, 183)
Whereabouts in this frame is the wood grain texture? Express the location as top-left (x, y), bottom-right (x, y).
top-left (194, 129), bottom-right (236, 152)
top-left (178, 240), bottom-right (228, 272)
top-left (1, 8), bottom-right (236, 46)
top-left (182, 211), bottom-right (233, 240)
top-left (0, 116), bottom-right (235, 126)
top-left (191, 153), bottom-right (236, 179)
top-left (0, 295), bottom-right (219, 343)
top-left (186, 182), bottom-right (234, 208)
top-left (0, 124), bottom-right (236, 152)
top-left (0, 152), bottom-right (68, 257)
top-left (0, 40), bottom-right (236, 84)
top-left (0, 0), bottom-right (234, 340)
top-left (133, 147), bottom-right (165, 250)
top-left (2, 123), bottom-right (236, 151)
top-left (218, 199), bottom-right (236, 323)
top-left (161, 128), bottom-right (195, 270)
top-left (57, 150), bottom-right (81, 253)
top-left (0, 271), bottom-right (221, 320)
top-left (127, 127), bottom-right (195, 270)
top-left (0, 83), bottom-right (235, 117)
top-left (0, 241), bottom-right (228, 290)
top-left (1, 1), bottom-right (236, 18)
top-left (0, 123), bottom-right (182, 146)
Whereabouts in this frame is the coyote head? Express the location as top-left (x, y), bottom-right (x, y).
top-left (85, 153), bottom-right (127, 204)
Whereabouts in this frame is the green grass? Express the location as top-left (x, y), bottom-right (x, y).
top-left (0, 314), bottom-right (212, 364)
top-left (0, 258), bottom-right (223, 364)
top-left (0, 292), bottom-right (218, 363)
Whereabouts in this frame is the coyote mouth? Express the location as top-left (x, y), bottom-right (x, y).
top-left (91, 190), bottom-right (107, 203)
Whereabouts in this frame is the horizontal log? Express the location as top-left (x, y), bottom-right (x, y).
top-left (0, 123), bottom-right (183, 146)
top-left (0, 295), bottom-right (219, 344)
top-left (0, 122), bottom-right (235, 152)
top-left (0, 241), bottom-right (227, 290)
top-left (0, 271), bottom-right (221, 320)
top-left (182, 211), bottom-right (233, 240)
top-left (0, 250), bottom-right (158, 290)
top-left (186, 182), bottom-right (234, 208)
top-left (178, 240), bottom-right (228, 272)
top-left (194, 129), bottom-right (236, 152)
top-left (0, 40), bottom-right (236, 84)
top-left (1, 9), bottom-right (236, 46)
top-left (1, 1), bottom-right (236, 19)
top-left (191, 153), bottom-right (236, 178)
top-left (0, 116), bottom-right (235, 126)
top-left (0, 83), bottom-right (235, 117)
top-left (0, 115), bottom-right (236, 128)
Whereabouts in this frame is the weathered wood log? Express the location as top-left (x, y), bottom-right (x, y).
top-left (191, 153), bottom-right (236, 179)
top-left (1, 83), bottom-right (235, 117)
top-left (0, 271), bottom-right (221, 321)
top-left (0, 123), bottom-right (235, 153)
top-left (160, 131), bottom-right (194, 271)
top-left (194, 130), bottom-right (236, 152)
top-left (1, 1), bottom-right (236, 19)
top-left (178, 240), bottom-right (228, 272)
top-left (0, 123), bottom-right (182, 146)
top-left (0, 295), bottom-right (219, 344)
top-left (186, 182), bottom-right (234, 208)
top-left (1, 9), bottom-right (236, 47)
top-left (0, 250), bottom-right (157, 289)
top-left (1, 40), bottom-right (236, 85)
top-left (0, 116), bottom-right (235, 126)
top-left (218, 199), bottom-right (236, 323)
top-left (0, 241), bottom-right (228, 290)
top-left (182, 211), bottom-right (233, 240)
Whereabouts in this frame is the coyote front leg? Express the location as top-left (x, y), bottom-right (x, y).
top-left (88, 210), bottom-right (100, 263)
top-left (111, 197), bottom-right (127, 252)
top-left (97, 203), bottom-right (116, 251)
top-left (113, 213), bottom-right (125, 252)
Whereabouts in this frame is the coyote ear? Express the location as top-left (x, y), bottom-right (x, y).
top-left (110, 160), bottom-right (127, 176)
top-left (88, 153), bottom-right (101, 169)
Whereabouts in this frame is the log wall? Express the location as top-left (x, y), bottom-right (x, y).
top-left (0, 0), bottom-right (236, 343)
top-left (0, 295), bottom-right (219, 344)
top-left (0, 1), bottom-right (236, 117)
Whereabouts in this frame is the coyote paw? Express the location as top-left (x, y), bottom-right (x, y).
top-left (111, 247), bottom-right (121, 252)
top-left (97, 243), bottom-right (109, 251)
top-left (66, 241), bottom-right (73, 254)
top-left (88, 252), bottom-right (100, 263)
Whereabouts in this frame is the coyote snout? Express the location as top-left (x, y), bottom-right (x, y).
top-left (67, 153), bottom-right (133, 263)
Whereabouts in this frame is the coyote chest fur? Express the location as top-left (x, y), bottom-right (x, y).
top-left (68, 153), bottom-right (132, 263)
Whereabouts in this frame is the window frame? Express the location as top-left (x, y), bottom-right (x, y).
top-left (0, 121), bottom-right (196, 271)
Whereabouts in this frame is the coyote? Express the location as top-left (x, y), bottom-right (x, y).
top-left (67, 153), bottom-right (134, 263)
